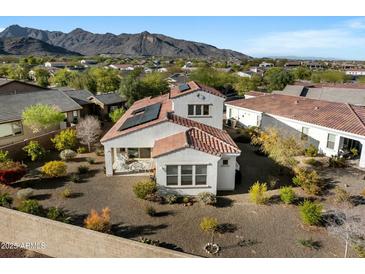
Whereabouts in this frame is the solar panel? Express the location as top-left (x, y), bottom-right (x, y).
top-left (178, 83), bottom-right (190, 92)
top-left (119, 102), bottom-right (162, 131)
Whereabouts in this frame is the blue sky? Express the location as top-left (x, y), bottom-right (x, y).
top-left (0, 17), bottom-right (365, 60)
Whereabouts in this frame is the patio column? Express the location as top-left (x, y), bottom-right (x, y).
top-left (104, 146), bottom-right (113, 176)
top-left (360, 142), bottom-right (365, 168)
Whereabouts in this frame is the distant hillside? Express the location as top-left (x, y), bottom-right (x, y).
top-left (0, 37), bottom-right (81, 56)
top-left (0, 24), bottom-right (251, 58)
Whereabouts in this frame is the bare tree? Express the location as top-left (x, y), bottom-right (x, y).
top-left (76, 116), bottom-right (102, 152)
top-left (325, 209), bottom-right (365, 258)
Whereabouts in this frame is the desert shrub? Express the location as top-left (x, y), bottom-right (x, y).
top-left (22, 141), bottom-right (46, 161)
top-left (61, 187), bottom-right (72, 198)
top-left (353, 245), bottom-right (365, 258)
top-left (133, 180), bottom-right (157, 199)
top-left (84, 207), bottom-right (111, 232)
top-left (246, 126), bottom-right (260, 139)
top-left (41, 161), bottom-right (67, 177)
top-left (16, 188), bottom-right (34, 200)
top-left (249, 181), bottom-right (268, 204)
top-left (69, 173), bottom-right (81, 183)
top-left (334, 186), bottom-right (350, 203)
top-left (200, 217), bottom-right (219, 242)
top-left (279, 186), bottom-right (296, 204)
top-left (198, 192), bottom-right (217, 206)
top-left (0, 150), bottom-right (11, 163)
top-left (0, 192), bottom-right (13, 207)
top-left (298, 238), bottom-right (321, 250)
top-left (47, 207), bottom-right (71, 223)
top-left (0, 161), bottom-right (27, 185)
top-left (299, 200), bottom-right (323, 226)
top-left (182, 196), bottom-right (191, 204)
top-left (86, 157), bottom-right (96, 164)
top-left (251, 128), bottom-right (303, 167)
top-left (305, 144), bottom-right (318, 157)
top-left (59, 149), bottom-right (77, 161)
top-left (145, 193), bottom-right (164, 204)
top-left (95, 148), bottom-right (104, 156)
top-left (350, 148), bottom-right (359, 157)
top-left (145, 205), bottom-right (157, 216)
top-left (164, 194), bottom-right (178, 204)
top-left (51, 128), bottom-right (78, 151)
top-left (18, 199), bottom-right (43, 216)
top-left (292, 168), bottom-right (321, 195)
top-left (77, 146), bottom-right (88, 154)
top-left (304, 158), bottom-right (321, 167)
top-left (77, 165), bottom-right (89, 174)
top-left (267, 175), bottom-right (279, 189)
top-left (328, 156), bottom-right (346, 168)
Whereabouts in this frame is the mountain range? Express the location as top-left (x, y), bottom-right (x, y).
top-left (0, 24), bottom-right (250, 59)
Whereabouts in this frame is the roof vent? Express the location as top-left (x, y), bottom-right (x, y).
top-left (314, 106), bottom-right (319, 110)
top-left (294, 100), bottom-right (299, 104)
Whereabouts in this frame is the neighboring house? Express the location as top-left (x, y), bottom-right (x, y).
top-left (109, 64), bottom-right (135, 71)
top-left (101, 81), bottom-right (240, 195)
top-left (80, 59), bottom-right (98, 67)
top-left (62, 88), bottom-right (126, 120)
top-left (225, 93), bottom-right (365, 168)
top-left (259, 62), bottom-right (274, 68)
top-left (157, 67), bottom-right (168, 73)
top-left (284, 61), bottom-right (301, 69)
top-left (44, 62), bottom-right (69, 69)
top-left (166, 73), bottom-right (188, 86)
top-left (236, 71), bottom-right (254, 78)
top-left (275, 83), bottom-right (365, 105)
top-left (0, 82), bottom-right (82, 147)
top-left (0, 79), bottom-right (48, 94)
top-left (345, 68), bottom-right (365, 77)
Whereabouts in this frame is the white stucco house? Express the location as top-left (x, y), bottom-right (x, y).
top-left (101, 81), bottom-right (241, 195)
top-left (225, 92), bottom-right (365, 168)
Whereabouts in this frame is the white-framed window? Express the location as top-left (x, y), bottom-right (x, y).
top-left (301, 127), bottom-right (309, 141)
top-left (166, 165), bottom-right (178, 186)
top-left (73, 110), bottom-right (78, 118)
top-left (0, 121), bottom-right (23, 138)
top-left (166, 165), bottom-right (208, 187)
top-left (126, 148), bottom-right (151, 159)
top-left (187, 104), bottom-right (210, 116)
top-left (327, 133), bottom-right (336, 149)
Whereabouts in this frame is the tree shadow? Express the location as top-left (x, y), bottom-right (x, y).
top-left (267, 194), bottom-right (281, 205)
top-left (30, 193), bottom-right (52, 201)
top-left (67, 212), bottom-right (89, 226)
top-left (154, 210), bottom-right (175, 217)
top-left (216, 223), bottom-right (238, 234)
top-left (15, 177), bottom-right (67, 189)
top-left (350, 195), bottom-right (365, 206)
top-left (67, 192), bottom-right (84, 199)
top-left (111, 223), bottom-right (168, 238)
top-left (215, 197), bottom-right (234, 208)
top-left (159, 242), bottom-right (184, 252)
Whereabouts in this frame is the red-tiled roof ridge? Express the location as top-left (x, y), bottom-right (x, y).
top-left (347, 104), bottom-right (365, 131)
top-left (169, 81), bottom-right (225, 99)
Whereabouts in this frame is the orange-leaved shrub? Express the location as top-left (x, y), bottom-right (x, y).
top-left (84, 207), bottom-right (111, 232)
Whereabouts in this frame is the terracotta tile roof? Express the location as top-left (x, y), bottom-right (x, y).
top-left (244, 91), bottom-right (268, 97)
top-left (294, 81), bottom-right (365, 90)
top-left (152, 127), bottom-right (240, 158)
top-left (169, 81), bottom-right (225, 99)
top-left (100, 93), bottom-right (172, 142)
top-left (226, 94), bottom-right (365, 137)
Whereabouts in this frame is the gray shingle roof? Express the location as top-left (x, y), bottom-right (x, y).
top-left (0, 89), bottom-right (82, 123)
top-left (0, 79), bottom-right (11, 87)
top-left (93, 93), bottom-right (125, 105)
top-left (62, 89), bottom-right (95, 106)
top-left (274, 84), bottom-right (365, 105)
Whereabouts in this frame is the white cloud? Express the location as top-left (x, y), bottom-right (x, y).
top-left (242, 28), bottom-right (365, 57)
top-left (345, 17), bottom-right (365, 29)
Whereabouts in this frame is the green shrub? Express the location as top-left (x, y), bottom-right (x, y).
top-left (304, 158), bottom-right (321, 167)
top-left (182, 196), bottom-right (190, 204)
top-left (95, 148), bottom-right (104, 156)
top-left (59, 149), bottom-right (77, 161)
top-left (200, 217), bottom-right (218, 242)
top-left (47, 207), bottom-right (71, 223)
top-left (298, 238), bottom-right (321, 250)
top-left (197, 192), bottom-right (217, 206)
top-left (145, 205), bottom-right (156, 216)
top-left (0, 150), bottom-right (11, 163)
top-left (86, 157), bottom-right (96, 164)
top-left (328, 156), bottom-right (346, 168)
top-left (77, 146), bottom-right (88, 154)
top-left (299, 200), bottom-right (323, 226)
top-left (350, 148), bottom-right (359, 157)
top-left (69, 173), bottom-right (81, 183)
top-left (77, 165), bottom-right (89, 174)
top-left (18, 199), bottom-right (43, 216)
top-left (279, 186), bottom-right (296, 204)
top-left (133, 180), bottom-right (157, 199)
top-left (353, 244), bottom-right (365, 258)
top-left (334, 186), bottom-right (350, 203)
top-left (22, 141), bottom-right (46, 161)
top-left (41, 161), bottom-right (67, 177)
top-left (292, 168), bottom-right (321, 195)
top-left (0, 192), bottom-right (13, 207)
top-left (249, 181), bottom-right (268, 204)
top-left (305, 144), bottom-right (318, 157)
top-left (145, 193), bottom-right (164, 204)
top-left (61, 187), bottom-right (72, 198)
top-left (51, 128), bottom-right (78, 151)
top-left (164, 194), bottom-right (178, 204)
top-left (109, 107), bottom-right (125, 122)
